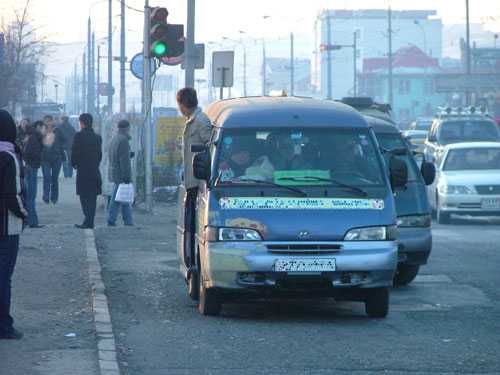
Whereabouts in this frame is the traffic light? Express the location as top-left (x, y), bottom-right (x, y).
top-left (150, 7), bottom-right (169, 58)
top-left (149, 7), bottom-right (185, 59)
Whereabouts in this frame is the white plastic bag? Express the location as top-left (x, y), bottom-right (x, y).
top-left (115, 183), bottom-right (135, 204)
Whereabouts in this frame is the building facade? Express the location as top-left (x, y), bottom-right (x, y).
top-left (359, 45), bottom-right (448, 125)
top-left (317, 9), bottom-right (443, 101)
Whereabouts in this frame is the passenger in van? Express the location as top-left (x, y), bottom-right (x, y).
top-left (268, 135), bottom-right (311, 171)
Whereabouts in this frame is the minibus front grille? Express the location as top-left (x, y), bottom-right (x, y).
top-left (267, 244), bottom-right (342, 254)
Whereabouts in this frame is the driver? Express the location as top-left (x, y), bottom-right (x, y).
top-left (219, 138), bottom-right (254, 181)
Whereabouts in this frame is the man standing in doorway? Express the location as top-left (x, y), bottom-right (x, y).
top-left (107, 119), bottom-right (133, 227)
top-left (71, 113), bottom-right (102, 229)
top-left (177, 88), bottom-right (212, 266)
top-left (59, 115), bottom-right (76, 178)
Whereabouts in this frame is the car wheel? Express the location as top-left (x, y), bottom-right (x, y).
top-left (198, 262), bottom-right (222, 316)
top-left (365, 287), bottom-right (389, 318)
top-left (394, 264), bottom-right (420, 287)
top-left (436, 196), bottom-right (451, 224)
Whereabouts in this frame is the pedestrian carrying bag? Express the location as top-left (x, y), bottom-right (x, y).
top-left (115, 183), bottom-right (134, 204)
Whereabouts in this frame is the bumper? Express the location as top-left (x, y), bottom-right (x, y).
top-left (439, 193), bottom-right (500, 216)
top-left (200, 241), bottom-right (397, 294)
top-left (397, 227), bottom-right (432, 265)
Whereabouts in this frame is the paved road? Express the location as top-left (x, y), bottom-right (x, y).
top-left (96, 206), bottom-right (500, 375)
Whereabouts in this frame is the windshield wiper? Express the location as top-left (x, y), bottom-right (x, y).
top-left (277, 176), bottom-right (368, 197)
top-left (220, 177), bottom-right (308, 197)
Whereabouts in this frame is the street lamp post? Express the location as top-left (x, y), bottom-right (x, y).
top-left (414, 20), bottom-right (428, 56)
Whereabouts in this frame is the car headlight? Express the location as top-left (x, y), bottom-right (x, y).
top-left (217, 227), bottom-right (262, 241)
top-left (438, 185), bottom-right (475, 195)
top-left (397, 214), bottom-right (431, 228)
top-left (344, 225), bottom-right (397, 241)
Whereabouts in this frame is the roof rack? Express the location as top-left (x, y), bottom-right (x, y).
top-left (436, 105), bottom-right (489, 118)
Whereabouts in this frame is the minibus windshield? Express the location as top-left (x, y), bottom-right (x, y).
top-left (215, 127), bottom-right (386, 188)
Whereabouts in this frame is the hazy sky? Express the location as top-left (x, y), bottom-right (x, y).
top-left (2, 0), bottom-right (499, 44)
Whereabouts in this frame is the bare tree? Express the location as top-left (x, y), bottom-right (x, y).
top-left (0, 0), bottom-right (51, 113)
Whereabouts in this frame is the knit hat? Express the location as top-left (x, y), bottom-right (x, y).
top-left (118, 120), bottom-right (130, 129)
top-left (0, 109), bottom-right (17, 143)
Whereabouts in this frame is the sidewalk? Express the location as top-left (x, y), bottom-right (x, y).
top-left (0, 178), bottom-right (100, 375)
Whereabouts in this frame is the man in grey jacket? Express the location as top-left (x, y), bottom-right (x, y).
top-left (177, 88), bottom-right (212, 267)
top-left (107, 119), bottom-right (133, 226)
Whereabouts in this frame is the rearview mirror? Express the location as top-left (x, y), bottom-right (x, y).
top-left (421, 161), bottom-right (436, 186)
top-left (192, 150), bottom-right (211, 182)
top-left (389, 156), bottom-right (408, 190)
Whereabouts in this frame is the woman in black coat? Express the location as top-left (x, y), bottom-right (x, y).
top-left (71, 113), bottom-right (102, 229)
top-left (0, 109), bottom-right (27, 340)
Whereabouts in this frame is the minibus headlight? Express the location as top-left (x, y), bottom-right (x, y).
top-left (344, 226), bottom-right (397, 241)
top-left (218, 227), bottom-right (262, 241)
top-left (397, 214), bottom-right (431, 228)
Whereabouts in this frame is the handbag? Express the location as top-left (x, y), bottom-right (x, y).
top-left (115, 183), bottom-right (134, 204)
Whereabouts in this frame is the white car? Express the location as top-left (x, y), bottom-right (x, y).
top-left (428, 142), bottom-right (500, 224)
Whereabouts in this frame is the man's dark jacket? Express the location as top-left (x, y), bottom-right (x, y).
top-left (23, 126), bottom-right (43, 169)
top-left (108, 129), bottom-right (132, 184)
top-left (71, 127), bottom-right (102, 196)
top-left (58, 119), bottom-right (76, 152)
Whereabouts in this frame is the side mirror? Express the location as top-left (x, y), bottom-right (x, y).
top-left (427, 134), bottom-right (437, 143)
top-left (421, 161), bottom-right (436, 186)
top-left (389, 156), bottom-right (408, 190)
top-left (191, 144), bottom-right (207, 153)
top-left (192, 150), bottom-right (211, 182)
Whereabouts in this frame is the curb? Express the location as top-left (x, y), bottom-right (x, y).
top-left (85, 229), bottom-right (121, 375)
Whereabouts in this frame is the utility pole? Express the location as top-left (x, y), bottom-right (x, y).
top-left (387, 7), bottom-right (394, 108)
top-left (87, 17), bottom-right (93, 115)
top-left (465, 0), bottom-right (472, 105)
top-left (243, 45), bottom-right (247, 97)
top-left (107, 0), bottom-right (113, 117)
top-left (120, 0), bottom-right (126, 114)
top-left (82, 52), bottom-right (87, 112)
top-left (55, 84), bottom-right (59, 103)
top-left (290, 32), bottom-right (295, 96)
top-left (262, 40), bottom-right (267, 96)
top-left (185, 0), bottom-right (196, 88)
top-left (326, 14), bottom-right (332, 100)
top-left (74, 62), bottom-right (79, 113)
top-left (353, 31), bottom-right (358, 97)
top-left (143, 1), bottom-right (153, 211)
top-left (97, 45), bottom-right (101, 116)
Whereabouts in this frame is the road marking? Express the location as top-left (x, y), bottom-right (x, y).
top-left (414, 274), bottom-right (452, 283)
top-left (85, 229), bottom-right (121, 375)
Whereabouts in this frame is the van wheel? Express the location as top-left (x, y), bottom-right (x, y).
top-left (365, 287), bottom-right (389, 318)
top-left (198, 266), bottom-right (221, 316)
top-left (394, 264), bottom-right (420, 287)
top-left (437, 207), bottom-right (451, 224)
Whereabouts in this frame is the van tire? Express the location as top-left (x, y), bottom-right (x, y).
top-left (394, 264), bottom-right (420, 286)
top-left (365, 287), bottom-right (389, 318)
top-left (437, 207), bottom-right (451, 224)
top-left (198, 266), bottom-right (222, 316)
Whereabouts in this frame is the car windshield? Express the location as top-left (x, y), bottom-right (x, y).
top-left (439, 120), bottom-right (500, 144)
top-left (376, 133), bottom-right (420, 182)
top-left (215, 127), bottom-right (386, 188)
top-left (444, 148), bottom-right (500, 171)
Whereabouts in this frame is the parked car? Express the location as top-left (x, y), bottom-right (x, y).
top-left (427, 142), bottom-right (500, 224)
top-left (404, 130), bottom-right (428, 153)
top-left (424, 109), bottom-right (500, 162)
top-left (178, 97), bottom-right (408, 318)
top-left (364, 116), bottom-right (436, 286)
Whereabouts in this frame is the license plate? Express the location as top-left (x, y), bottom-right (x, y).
top-left (274, 258), bottom-right (336, 272)
top-left (481, 198), bottom-right (500, 210)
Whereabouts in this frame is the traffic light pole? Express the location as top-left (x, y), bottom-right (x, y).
top-left (185, 0), bottom-right (196, 88)
top-left (120, 0), bottom-right (126, 114)
top-left (107, 0), bottom-right (113, 117)
top-left (143, 1), bottom-right (153, 212)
